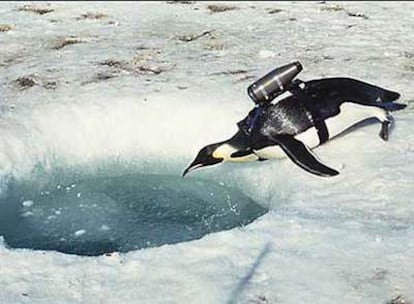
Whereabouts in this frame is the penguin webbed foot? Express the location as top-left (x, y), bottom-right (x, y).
top-left (379, 120), bottom-right (390, 141)
top-left (269, 134), bottom-right (339, 177)
top-left (379, 112), bottom-right (394, 141)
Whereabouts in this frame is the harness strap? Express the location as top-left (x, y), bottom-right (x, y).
top-left (313, 117), bottom-right (329, 145)
top-left (295, 86), bottom-right (330, 145)
top-left (247, 106), bottom-right (263, 133)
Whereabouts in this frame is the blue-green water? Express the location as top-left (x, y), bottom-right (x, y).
top-left (0, 174), bottom-right (267, 256)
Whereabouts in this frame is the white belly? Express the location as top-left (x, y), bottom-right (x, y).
top-left (325, 102), bottom-right (387, 139)
top-left (254, 102), bottom-right (387, 159)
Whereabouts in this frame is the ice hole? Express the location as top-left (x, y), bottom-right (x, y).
top-left (0, 174), bottom-right (267, 256)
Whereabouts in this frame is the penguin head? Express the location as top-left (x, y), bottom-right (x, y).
top-left (182, 142), bottom-right (225, 177)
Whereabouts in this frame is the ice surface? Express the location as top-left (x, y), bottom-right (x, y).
top-left (0, 1), bottom-right (413, 304)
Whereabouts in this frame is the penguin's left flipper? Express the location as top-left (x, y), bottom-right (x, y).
top-left (269, 134), bottom-right (339, 177)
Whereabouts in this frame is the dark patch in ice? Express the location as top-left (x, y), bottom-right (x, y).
top-left (346, 24), bottom-right (357, 29)
top-left (96, 73), bottom-right (117, 81)
top-left (322, 55), bottom-right (334, 61)
top-left (387, 295), bottom-right (412, 304)
top-left (82, 73), bottom-right (118, 85)
top-left (18, 5), bottom-right (54, 15)
top-left (43, 81), bottom-right (58, 90)
top-left (76, 12), bottom-right (109, 21)
top-left (14, 76), bottom-right (36, 90)
top-left (210, 69), bottom-right (250, 76)
top-left (402, 51), bottom-right (414, 60)
top-left (266, 8), bottom-right (283, 14)
top-left (0, 24), bottom-right (14, 32)
top-left (0, 57), bottom-right (18, 67)
top-left (178, 30), bottom-right (213, 42)
top-left (106, 20), bottom-right (119, 26)
top-left (403, 65), bottom-right (414, 72)
top-left (97, 53), bottom-right (171, 77)
top-left (0, 174), bottom-right (267, 256)
top-left (99, 59), bottom-right (124, 68)
top-left (206, 4), bottom-right (238, 14)
top-left (52, 37), bottom-right (84, 50)
top-left (320, 5), bottom-right (344, 12)
top-left (249, 295), bottom-right (268, 304)
top-left (13, 75), bottom-right (60, 91)
top-left (166, 1), bottom-right (195, 4)
top-left (347, 12), bottom-right (369, 20)
top-left (320, 5), bottom-right (368, 20)
top-left (136, 46), bottom-right (152, 51)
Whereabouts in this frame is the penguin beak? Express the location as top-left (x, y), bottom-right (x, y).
top-left (182, 163), bottom-right (203, 177)
top-left (183, 143), bottom-right (224, 178)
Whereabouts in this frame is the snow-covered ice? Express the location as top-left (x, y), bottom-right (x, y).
top-left (0, 1), bottom-right (413, 303)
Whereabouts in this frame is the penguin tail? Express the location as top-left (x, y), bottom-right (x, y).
top-left (381, 90), bottom-right (400, 102)
top-left (380, 102), bottom-right (407, 112)
top-left (369, 86), bottom-right (406, 111)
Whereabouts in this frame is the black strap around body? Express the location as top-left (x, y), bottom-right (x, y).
top-left (293, 84), bottom-right (330, 145)
top-left (313, 117), bottom-right (329, 144)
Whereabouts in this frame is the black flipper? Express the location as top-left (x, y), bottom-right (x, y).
top-left (269, 134), bottom-right (339, 177)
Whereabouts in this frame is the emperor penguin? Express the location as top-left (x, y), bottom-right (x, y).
top-left (183, 78), bottom-right (406, 177)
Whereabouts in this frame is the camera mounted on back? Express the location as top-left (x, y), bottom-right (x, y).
top-left (247, 61), bottom-right (303, 106)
